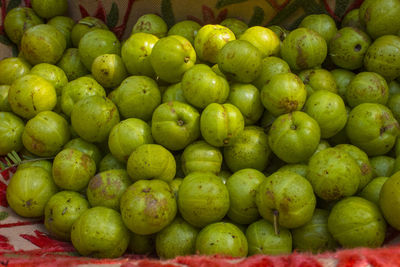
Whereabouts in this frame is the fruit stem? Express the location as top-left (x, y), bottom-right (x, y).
top-left (273, 210), bottom-right (280, 236)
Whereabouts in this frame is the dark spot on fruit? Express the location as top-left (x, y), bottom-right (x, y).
top-left (184, 56), bottom-right (190, 63)
top-left (62, 207), bottom-right (67, 215)
top-left (354, 44), bottom-right (362, 52)
top-left (25, 199), bottom-right (33, 207)
top-left (290, 124), bottom-right (297, 130)
top-left (142, 188), bottom-right (151, 193)
top-left (89, 176), bottom-right (103, 190)
top-left (177, 119), bottom-right (184, 126)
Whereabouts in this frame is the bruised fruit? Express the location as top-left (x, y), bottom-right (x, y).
top-left (132, 14), bottom-right (168, 38)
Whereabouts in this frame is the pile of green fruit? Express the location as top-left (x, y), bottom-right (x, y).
top-left (2, 0), bottom-right (400, 259)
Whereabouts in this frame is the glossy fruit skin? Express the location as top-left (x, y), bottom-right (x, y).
top-left (299, 69), bottom-right (338, 96)
top-left (91, 54), bottom-right (127, 88)
top-left (4, 7), bottom-right (43, 45)
top-left (239, 26), bottom-right (280, 58)
top-left (64, 138), bottom-right (102, 167)
top-left (127, 144), bottom-right (176, 182)
top-left (155, 217), bottom-right (199, 259)
top-left (226, 168), bottom-right (266, 225)
top-left (71, 17), bottom-right (108, 48)
top-left (261, 73), bottom-right (306, 117)
top-left (31, 0), bottom-right (68, 19)
top-left (21, 24), bottom-right (66, 65)
top-left (328, 197), bottom-right (386, 248)
top-left (87, 169), bottom-right (131, 211)
top-left (228, 83), bottom-right (263, 125)
top-left (0, 57), bottom-right (31, 85)
top-left (304, 90), bottom-right (347, 138)
top-left (0, 112), bottom-right (24, 155)
top-left (252, 56), bottom-right (291, 90)
top-left (120, 179), bottom-right (177, 235)
top-left (246, 219), bottom-right (292, 255)
top-left (346, 103), bottom-right (400, 156)
top-left (78, 29), bottom-right (121, 70)
top-left (346, 72), bottom-right (389, 107)
top-left (380, 172), bottom-right (400, 230)
top-left (307, 148), bottom-right (361, 201)
top-left (331, 69), bottom-right (355, 100)
top-left (292, 209), bottom-right (337, 253)
top-left (281, 28), bottom-right (327, 71)
top-left (44, 191), bottom-right (90, 241)
top-left (8, 74), bottom-right (57, 119)
top-left (359, 177), bottom-right (388, 206)
top-left (364, 35), bottom-right (400, 81)
top-left (224, 126), bottom-right (271, 172)
top-left (6, 166), bottom-right (58, 218)
top-left (195, 222), bottom-right (248, 257)
top-left (359, 0), bottom-right (400, 39)
top-left (22, 111), bottom-right (70, 157)
top-left (329, 27), bottom-right (371, 70)
top-left (0, 85), bottom-right (11, 111)
top-left (194, 24), bottom-right (235, 63)
top-left (108, 118), bottom-right (153, 162)
top-left (162, 83), bottom-right (187, 103)
top-left (220, 18), bottom-right (248, 38)
top-left (71, 207), bottom-right (130, 258)
top-left (99, 153), bottom-right (126, 172)
top-left (168, 20), bottom-right (201, 44)
top-left (31, 63), bottom-right (68, 96)
top-left (256, 171), bottom-right (316, 228)
top-left (181, 64), bottom-right (229, 109)
top-left (150, 35), bottom-right (196, 83)
top-left (111, 76), bottom-right (161, 121)
top-left (181, 140), bottom-right (222, 175)
top-left (217, 40), bottom-right (262, 83)
top-left (71, 95), bottom-right (120, 143)
top-left (370, 156), bottom-right (395, 177)
top-left (268, 111), bottom-right (321, 164)
top-left (299, 14), bottom-right (337, 43)
top-left (178, 172), bottom-right (230, 227)
top-left (132, 14), bottom-right (168, 38)
top-left (57, 48), bottom-right (90, 81)
top-left (121, 33), bottom-right (158, 77)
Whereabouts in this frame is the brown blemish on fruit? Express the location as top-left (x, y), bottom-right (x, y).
top-left (361, 163), bottom-right (371, 175)
top-left (89, 176), bottom-right (103, 190)
top-left (280, 98), bottom-right (298, 112)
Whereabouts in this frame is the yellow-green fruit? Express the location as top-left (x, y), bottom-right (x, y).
top-left (299, 69), bottom-right (338, 96)
top-left (57, 48), bottom-right (90, 81)
top-left (64, 138), bottom-right (102, 167)
top-left (0, 86), bottom-right (11, 112)
top-left (168, 20), bottom-right (202, 44)
top-left (132, 14), bottom-right (168, 38)
top-left (127, 144), bottom-right (176, 182)
top-left (71, 17), bottom-right (108, 48)
top-left (31, 0), bottom-right (68, 19)
top-left (91, 54), bottom-right (127, 88)
top-left (0, 57), bottom-right (31, 85)
top-left (0, 112), bottom-right (25, 155)
top-left (359, 177), bottom-right (388, 206)
top-left (239, 26), bottom-right (280, 57)
top-left (220, 18), bottom-right (248, 38)
top-left (299, 14), bottom-right (338, 43)
top-left (47, 16), bottom-right (75, 48)
top-left (99, 153), bottom-right (126, 172)
top-left (181, 140), bottom-right (223, 175)
top-left (30, 63), bottom-right (68, 96)
top-left (380, 172), bottom-right (400, 230)
top-left (8, 74), bottom-right (57, 119)
top-left (22, 111), bottom-right (70, 157)
top-left (6, 166), bottom-right (58, 217)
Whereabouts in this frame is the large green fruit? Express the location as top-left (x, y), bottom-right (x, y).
top-left (181, 140), bottom-right (222, 175)
top-left (268, 111), bottom-right (321, 163)
top-left (224, 126), bottom-right (271, 172)
top-left (120, 179), bottom-right (177, 235)
top-left (299, 68), bottom-right (338, 96)
top-left (329, 27), bottom-right (371, 70)
top-left (346, 103), bottom-right (400, 156)
top-left (364, 35), bottom-right (400, 81)
top-left (64, 138), bottom-right (102, 167)
top-left (156, 217), bottom-right (199, 259)
top-left (71, 207), bottom-right (129, 258)
top-left (299, 14), bottom-right (337, 43)
top-left (0, 112), bottom-right (24, 155)
top-left (380, 171), bottom-right (400, 230)
top-left (178, 172), bottom-right (229, 227)
top-left (359, 0), bottom-right (400, 39)
top-left (370, 156), bottom-right (395, 177)
top-left (181, 64), bottom-right (229, 109)
top-left (346, 72), bottom-right (389, 107)
top-left (256, 170), bottom-right (316, 228)
top-left (331, 69), bottom-right (356, 100)
top-left (70, 16), bottom-right (108, 48)
top-left (57, 48), bottom-right (90, 81)
top-left (126, 144), bottom-right (175, 182)
top-left (20, 24), bottom-right (66, 65)
top-left (359, 177), bottom-right (388, 206)
top-left (4, 7), bottom-right (43, 45)
top-left (31, 0), bottom-right (68, 19)
top-left (281, 28), bottom-right (327, 71)
top-left (22, 111), bottom-right (70, 157)
top-left (132, 14), bottom-right (168, 38)
top-left (162, 83), bottom-right (186, 103)
top-left (307, 147), bottom-right (362, 201)
top-left (87, 169), bottom-right (131, 211)
top-left (150, 35), bottom-right (196, 83)
top-left (0, 57), bottom-right (31, 85)
top-left (47, 16), bottom-right (75, 48)
top-left (239, 26), bottom-right (280, 57)
top-left (200, 103), bottom-right (244, 147)
top-left (112, 76), bottom-right (161, 121)
top-left (44, 191), bottom-right (90, 241)
top-left (278, 164), bottom-right (308, 178)
top-left (91, 54), bottom-right (127, 88)
top-left (292, 209), bottom-right (337, 253)
top-left (30, 63), bottom-right (68, 96)
top-left (6, 166), bottom-right (58, 217)
top-left (226, 168), bottom-right (266, 224)
top-left (194, 24), bottom-right (235, 64)
top-left (195, 222), bottom-right (248, 257)
top-left (168, 20), bottom-right (201, 44)
top-left (151, 101), bottom-right (200, 151)
top-left (304, 90), bottom-right (347, 138)
top-left (78, 29), bottom-right (121, 70)
top-left (261, 73), bottom-right (306, 116)
top-left (246, 219), bottom-right (292, 255)
top-left (8, 74), bottom-right (57, 119)
top-left (252, 56), bottom-right (291, 90)
top-left (71, 95), bottom-right (120, 143)
top-left (108, 118), bottom-right (153, 162)
top-left (121, 33), bottom-right (158, 77)
top-left (328, 197), bottom-right (386, 248)
top-left (217, 40), bottom-right (262, 83)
